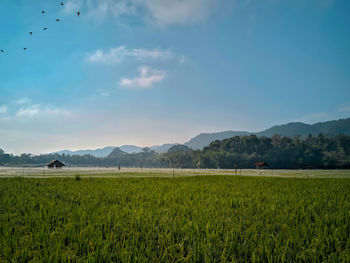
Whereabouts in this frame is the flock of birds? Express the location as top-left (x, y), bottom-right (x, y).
top-left (0, 2), bottom-right (80, 53)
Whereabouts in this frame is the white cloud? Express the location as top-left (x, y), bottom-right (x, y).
top-left (87, 45), bottom-right (174, 64)
top-left (16, 104), bottom-right (71, 118)
top-left (120, 66), bottom-right (165, 88)
top-left (0, 105), bottom-right (7, 114)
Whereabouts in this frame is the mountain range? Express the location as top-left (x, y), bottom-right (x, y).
top-left (54, 146), bottom-right (117, 157)
top-left (54, 144), bottom-right (178, 157)
top-left (52, 117), bottom-right (350, 156)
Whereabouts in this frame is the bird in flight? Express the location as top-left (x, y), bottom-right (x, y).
top-left (2, 3), bottom-right (80, 55)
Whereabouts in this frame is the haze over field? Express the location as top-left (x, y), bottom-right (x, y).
top-left (1, 0), bottom-right (350, 154)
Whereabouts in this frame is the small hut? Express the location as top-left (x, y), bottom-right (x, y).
top-left (47, 160), bottom-right (65, 169)
top-left (255, 161), bottom-right (269, 169)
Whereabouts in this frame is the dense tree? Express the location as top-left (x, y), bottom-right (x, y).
top-left (1, 134), bottom-right (350, 169)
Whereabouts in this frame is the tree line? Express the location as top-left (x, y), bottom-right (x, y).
top-left (1, 134), bottom-right (350, 169)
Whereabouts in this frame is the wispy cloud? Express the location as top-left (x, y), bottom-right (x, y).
top-left (63, 0), bottom-right (83, 14)
top-left (14, 97), bottom-right (32, 105)
top-left (316, 0), bottom-right (337, 9)
top-left (97, 89), bottom-right (110, 97)
top-left (140, 0), bottom-right (216, 27)
top-left (0, 105), bottom-right (7, 114)
top-left (17, 105), bottom-right (40, 118)
top-left (295, 106), bottom-right (350, 124)
top-left (296, 112), bottom-right (330, 123)
top-left (16, 104), bottom-right (71, 118)
top-left (111, 0), bottom-right (136, 16)
top-left (64, 0), bottom-right (218, 26)
top-left (63, 0), bottom-right (136, 22)
top-left (120, 66), bottom-right (165, 88)
top-left (339, 105), bottom-right (350, 113)
top-left (87, 45), bottom-right (174, 64)
top-left (91, 0), bottom-right (136, 21)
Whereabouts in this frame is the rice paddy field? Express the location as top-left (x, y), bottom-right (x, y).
top-left (1, 167), bottom-right (350, 178)
top-left (0, 170), bottom-right (350, 262)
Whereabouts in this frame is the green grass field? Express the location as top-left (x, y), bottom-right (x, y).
top-left (1, 175), bottom-right (350, 262)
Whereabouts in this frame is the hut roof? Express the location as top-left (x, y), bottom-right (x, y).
top-left (47, 160), bottom-right (65, 167)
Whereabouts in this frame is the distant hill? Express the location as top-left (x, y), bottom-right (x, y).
top-left (151, 144), bottom-right (177, 153)
top-left (54, 146), bottom-right (116, 157)
top-left (185, 117), bottom-right (350, 150)
top-left (256, 122), bottom-right (313, 138)
top-left (167, 144), bottom-right (190, 153)
top-left (257, 118), bottom-right (350, 138)
top-left (185, 131), bottom-right (250, 150)
top-left (119, 145), bottom-right (143, 153)
top-left (107, 147), bottom-right (127, 159)
top-left (312, 118), bottom-right (350, 136)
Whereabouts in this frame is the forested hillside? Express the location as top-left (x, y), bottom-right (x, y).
top-left (196, 134), bottom-right (350, 169)
top-left (185, 118), bottom-right (350, 149)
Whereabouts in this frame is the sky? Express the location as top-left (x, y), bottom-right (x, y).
top-left (0, 0), bottom-right (350, 155)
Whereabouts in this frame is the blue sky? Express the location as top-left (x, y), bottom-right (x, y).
top-left (0, 0), bottom-right (349, 154)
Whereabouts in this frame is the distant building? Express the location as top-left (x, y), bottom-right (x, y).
top-left (47, 160), bottom-right (65, 169)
